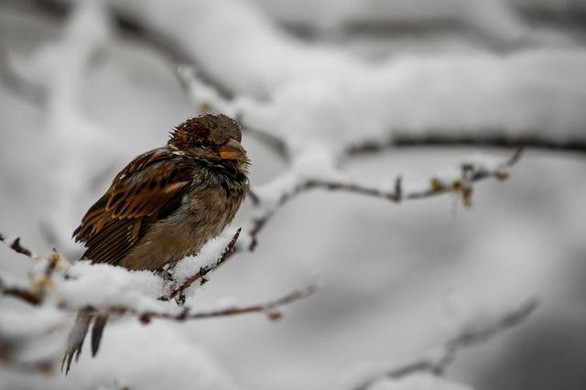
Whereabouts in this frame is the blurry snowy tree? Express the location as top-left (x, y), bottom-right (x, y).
top-left (1, 0), bottom-right (586, 389)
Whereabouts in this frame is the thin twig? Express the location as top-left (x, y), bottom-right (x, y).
top-left (241, 123), bottom-right (290, 161)
top-left (447, 297), bottom-right (537, 350)
top-left (1, 232), bottom-right (69, 303)
top-left (0, 43), bottom-right (46, 105)
top-left (353, 298), bottom-right (538, 390)
top-left (242, 149), bottom-right (522, 252)
top-left (347, 133), bottom-right (586, 157)
top-left (0, 278), bottom-right (42, 306)
top-left (311, 148), bottom-right (521, 204)
top-left (89, 284), bottom-right (317, 324)
top-left (174, 66), bottom-right (289, 160)
top-left (0, 352), bottom-right (54, 374)
top-left (165, 228), bottom-right (242, 302)
top-left (0, 233), bottom-right (33, 258)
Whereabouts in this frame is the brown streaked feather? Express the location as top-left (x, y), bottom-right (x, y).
top-left (73, 147), bottom-right (195, 265)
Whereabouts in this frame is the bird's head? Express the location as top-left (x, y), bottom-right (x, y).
top-left (169, 114), bottom-right (248, 172)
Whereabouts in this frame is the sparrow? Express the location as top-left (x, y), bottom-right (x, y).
top-left (62, 113), bottom-right (249, 373)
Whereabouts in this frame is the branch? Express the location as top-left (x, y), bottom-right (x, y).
top-left (1, 233), bottom-right (68, 305)
top-left (0, 278), bottom-right (42, 306)
top-left (241, 122), bottom-right (290, 161)
top-left (241, 149), bottom-right (521, 252)
top-left (116, 284), bottom-right (317, 325)
top-left (0, 43), bottom-right (46, 105)
top-left (353, 298), bottom-right (538, 390)
top-left (0, 350), bottom-right (54, 374)
top-left (0, 233), bottom-right (34, 258)
top-left (311, 148), bottom-right (521, 206)
top-left (1, 232), bottom-right (316, 326)
top-left (174, 55), bottom-right (586, 165)
top-left (164, 228), bottom-right (241, 302)
top-left (7, 0), bottom-right (585, 160)
top-left (347, 133), bottom-right (586, 157)
top-left (174, 66), bottom-right (289, 160)
top-left (3, 0), bottom-right (236, 100)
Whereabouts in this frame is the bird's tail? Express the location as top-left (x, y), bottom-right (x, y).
top-left (61, 310), bottom-right (109, 374)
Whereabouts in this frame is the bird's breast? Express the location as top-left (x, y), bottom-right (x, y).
top-left (120, 171), bottom-right (247, 271)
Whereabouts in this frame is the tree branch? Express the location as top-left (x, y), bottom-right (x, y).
top-left (0, 277), bottom-right (42, 306)
top-left (1, 233), bottom-right (68, 306)
top-left (0, 43), bottom-right (46, 105)
top-left (5, 0), bottom-right (236, 100)
top-left (1, 233), bottom-right (316, 325)
top-left (174, 66), bottom-right (289, 160)
top-left (347, 133), bottom-right (586, 157)
top-left (241, 149), bottom-right (521, 252)
top-left (353, 298), bottom-right (538, 390)
top-left (164, 228), bottom-right (242, 303)
top-left (0, 233), bottom-right (34, 258)
top-left (117, 284), bottom-right (316, 325)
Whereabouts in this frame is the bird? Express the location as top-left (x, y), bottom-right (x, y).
top-left (62, 113), bottom-right (249, 373)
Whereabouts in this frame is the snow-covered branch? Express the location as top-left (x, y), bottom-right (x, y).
top-left (95, 284), bottom-right (316, 325)
top-left (0, 233), bottom-right (34, 258)
top-left (234, 149), bottom-right (522, 253)
top-left (302, 149), bottom-right (521, 204)
top-left (0, 231), bottom-right (315, 326)
top-left (164, 228), bottom-right (242, 303)
top-left (348, 133), bottom-right (586, 156)
top-left (0, 278), bottom-right (43, 306)
top-left (351, 298), bottom-right (538, 390)
top-left (0, 43), bottom-right (46, 105)
top-left (0, 0), bottom-right (582, 387)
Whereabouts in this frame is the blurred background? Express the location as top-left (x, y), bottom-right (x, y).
top-left (1, 0), bottom-right (585, 389)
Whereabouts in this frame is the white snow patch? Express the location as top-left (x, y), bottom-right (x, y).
top-left (368, 373), bottom-right (472, 390)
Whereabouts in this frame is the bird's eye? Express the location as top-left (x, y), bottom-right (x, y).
top-left (200, 140), bottom-right (211, 149)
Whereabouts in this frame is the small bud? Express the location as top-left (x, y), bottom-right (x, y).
top-left (266, 311), bottom-right (282, 321)
top-left (494, 170), bottom-right (509, 181)
top-left (430, 178), bottom-right (444, 192)
top-left (462, 187), bottom-right (473, 208)
top-left (139, 313), bottom-right (151, 325)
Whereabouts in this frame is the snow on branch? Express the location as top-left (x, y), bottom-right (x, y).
top-left (254, 0), bottom-right (533, 48)
top-left (170, 64), bottom-right (529, 254)
top-left (303, 148), bottom-right (521, 205)
top-left (0, 233), bottom-right (34, 258)
top-left (8, 1), bottom-right (586, 166)
top-left (164, 228), bottom-right (242, 303)
top-left (0, 1), bottom-right (577, 385)
top-left (0, 231), bottom-right (316, 325)
top-left (1, 230), bottom-right (315, 375)
top-left (0, 43), bottom-right (46, 105)
top-left (0, 233), bottom-right (69, 304)
top-left (351, 298), bottom-right (538, 390)
top-left (98, 284), bottom-right (316, 325)
top-left (0, 278), bottom-right (43, 307)
top-left (232, 149), bottom-right (522, 253)
top-left (174, 66), bottom-right (291, 161)
top-left (348, 133), bottom-right (586, 157)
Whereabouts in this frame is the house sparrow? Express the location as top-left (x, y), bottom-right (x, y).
top-left (62, 114), bottom-right (249, 373)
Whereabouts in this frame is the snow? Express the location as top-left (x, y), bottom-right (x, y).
top-left (172, 228), bottom-right (240, 297)
top-left (1, 0), bottom-right (585, 389)
top-left (0, 321), bottom-right (242, 390)
top-left (59, 262), bottom-right (165, 311)
top-left (117, 0), bottom-right (586, 147)
top-left (367, 373), bottom-right (472, 390)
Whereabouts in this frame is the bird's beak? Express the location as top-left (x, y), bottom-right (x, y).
top-left (219, 138), bottom-right (246, 161)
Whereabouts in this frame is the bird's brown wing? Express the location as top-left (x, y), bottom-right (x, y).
top-left (73, 147), bottom-right (195, 265)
